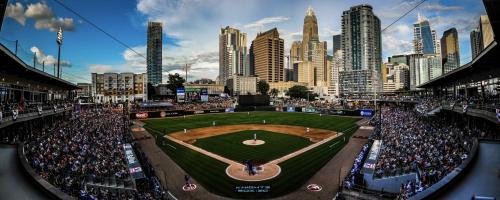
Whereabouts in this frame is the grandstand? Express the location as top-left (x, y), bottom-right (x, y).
top-left (1, 0), bottom-right (499, 200)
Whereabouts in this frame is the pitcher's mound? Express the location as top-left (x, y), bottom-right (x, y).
top-left (242, 140), bottom-right (265, 146)
top-left (226, 163), bottom-right (281, 181)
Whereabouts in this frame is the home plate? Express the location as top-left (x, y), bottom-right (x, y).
top-left (307, 184), bottom-right (322, 192)
top-left (182, 184), bottom-right (197, 191)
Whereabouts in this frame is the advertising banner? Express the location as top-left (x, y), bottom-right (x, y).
top-left (360, 109), bottom-right (374, 117)
top-left (135, 112), bottom-right (148, 119)
top-left (225, 108), bottom-right (235, 112)
top-left (287, 107), bottom-right (295, 112)
top-left (304, 107), bottom-right (316, 113)
top-left (123, 144), bottom-right (145, 179)
top-left (177, 87), bottom-right (185, 103)
top-left (201, 88), bottom-right (209, 102)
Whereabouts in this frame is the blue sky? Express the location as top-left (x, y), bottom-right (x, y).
top-left (1, 0), bottom-right (488, 83)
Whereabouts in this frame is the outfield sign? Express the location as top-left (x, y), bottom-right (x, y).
top-left (177, 87), bottom-right (185, 103)
top-left (225, 108), bottom-right (235, 112)
top-left (360, 109), bottom-right (374, 117)
top-left (235, 185), bottom-right (270, 193)
top-left (286, 107), bottom-right (295, 112)
top-left (201, 88), bottom-right (209, 102)
top-left (123, 143), bottom-right (145, 179)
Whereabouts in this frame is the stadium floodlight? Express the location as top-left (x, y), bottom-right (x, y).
top-left (56, 27), bottom-right (63, 78)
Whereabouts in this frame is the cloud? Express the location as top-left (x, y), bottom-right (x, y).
top-left (423, 3), bottom-right (464, 11)
top-left (244, 16), bottom-right (290, 30)
top-left (6, 2), bottom-right (75, 32)
top-left (30, 46), bottom-right (71, 67)
top-left (5, 3), bottom-right (26, 26)
top-left (34, 17), bottom-right (75, 32)
top-left (25, 2), bottom-right (53, 20)
top-left (382, 24), bottom-right (413, 61)
top-left (121, 44), bottom-right (219, 81)
top-left (88, 64), bottom-right (114, 73)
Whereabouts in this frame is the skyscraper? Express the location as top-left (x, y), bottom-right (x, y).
top-left (340, 4), bottom-right (382, 96)
top-left (480, 15), bottom-right (494, 48)
top-left (219, 26), bottom-right (248, 85)
top-left (413, 14), bottom-right (435, 54)
top-left (441, 28), bottom-right (460, 74)
top-left (332, 35), bottom-right (341, 54)
top-left (290, 41), bottom-right (303, 65)
top-left (147, 22), bottom-right (163, 85)
top-left (470, 28), bottom-right (483, 59)
top-left (432, 30), bottom-right (441, 56)
top-left (296, 6), bottom-right (328, 87)
top-left (408, 54), bottom-right (442, 90)
top-left (250, 28), bottom-right (284, 83)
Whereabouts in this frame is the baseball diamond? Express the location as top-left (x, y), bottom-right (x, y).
top-left (143, 112), bottom-right (360, 199)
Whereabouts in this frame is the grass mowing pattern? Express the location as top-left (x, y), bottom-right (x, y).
top-left (193, 130), bottom-right (313, 163)
top-left (144, 112), bottom-right (360, 198)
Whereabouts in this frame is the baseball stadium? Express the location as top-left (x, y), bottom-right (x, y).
top-left (1, 0), bottom-right (500, 200)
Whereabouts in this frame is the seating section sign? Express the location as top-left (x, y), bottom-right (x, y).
top-left (123, 144), bottom-right (145, 179)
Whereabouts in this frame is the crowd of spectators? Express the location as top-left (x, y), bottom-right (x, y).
top-left (0, 99), bottom-right (73, 120)
top-left (172, 96), bottom-right (234, 110)
top-left (414, 98), bottom-right (442, 114)
top-left (24, 107), bottom-right (166, 199)
top-left (26, 108), bottom-right (130, 196)
top-left (371, 106), bottom-right (476, 198)
top-left (131, 96), bottom-right (234, 112)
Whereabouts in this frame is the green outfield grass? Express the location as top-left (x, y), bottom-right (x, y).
top-left (143, 112), bottom-right (360, 199)
top-left (193, 130), bottom-right (312, 163)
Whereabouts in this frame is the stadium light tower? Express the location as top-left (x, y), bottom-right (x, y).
top-left (56, 27), bottom-right (63, 78)
top-left (183, 63), bottom-right (191, 83)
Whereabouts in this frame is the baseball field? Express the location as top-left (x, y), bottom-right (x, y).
top-left (143, 112), bottom-right (360, 199)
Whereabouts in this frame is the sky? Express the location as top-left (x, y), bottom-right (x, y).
top-left (0, 0), bottom-right (488, 84)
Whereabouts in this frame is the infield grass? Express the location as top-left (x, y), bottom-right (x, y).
top-left (193, 130), bottom-right (312, 163)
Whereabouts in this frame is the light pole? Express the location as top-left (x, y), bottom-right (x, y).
top-left (183, 63), bottom-right (191, 83)
top-left (56, 27), bottom-right (63, 78)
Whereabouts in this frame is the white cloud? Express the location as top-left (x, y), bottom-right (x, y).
top-left (25, 2), bottom-right (53, 20)
top-left (423, 3), bottom-right (463, 11)
top-left (30, 46), bottom-right (71, 67)
top-left (244, 16), bottom-right (290, 30)
top-left (5, 3), bottom-right (26, 26)
top-left (34, 17), bottom-right (75, 32)
top-left (89, 64), bottom-right (114, 73)
top-left (6, 2), bottom-right (75, 32)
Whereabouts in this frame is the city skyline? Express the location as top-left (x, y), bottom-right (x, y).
top-left (1, 0), bottom-right (488, 83)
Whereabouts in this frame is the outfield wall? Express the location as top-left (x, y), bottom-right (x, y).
top-left (130, 107), bottom-right (374, 120)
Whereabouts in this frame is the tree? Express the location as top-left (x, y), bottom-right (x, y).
top-left (167, 73), bottom-right (186, 96)
top-left (286, 85), bottom-right (317, 101)
top-left (287, 85), bottom-right (308, 99)
top-left (270, 88), bottom-right (279, 97)
top-left (257, 80), bottom-right (270, 95)
top-left (224, 86), bottom-right (231, 95)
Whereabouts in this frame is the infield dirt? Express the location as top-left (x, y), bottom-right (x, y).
top-left (169, 124), bottom-right (337, 143)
